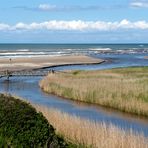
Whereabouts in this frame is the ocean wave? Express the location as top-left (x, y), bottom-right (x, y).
top-left (90, 48), bottom-right (148, 54)
top-left (116, 48), bottom-right (148, 54)
top-left (0, 52), bottom-right (46, 55)
top-left (0, 54), bottom-right (65, 59)
top-left (0, 47), bottom-right (148, 59)
top-left (139, 44), bottom-right (144, 47)
top-left (65, 48), bottom-right (72, 51)
top-left (90, 48), bottom-right (112, 51)
top-left (16, 49), bottom-right (30, 52)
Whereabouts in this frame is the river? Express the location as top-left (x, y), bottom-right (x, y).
top-left (0, 52), bottom-right (148, 136)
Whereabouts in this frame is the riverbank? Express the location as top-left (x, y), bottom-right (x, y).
top-left (35, 105), bottom-right (148, 148)
top-left (0, 55), bottom-right (104, 71)
top-left (40, 67), bottom-right (148, 117)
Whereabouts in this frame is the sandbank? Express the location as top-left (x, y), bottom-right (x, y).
top-left (0, 55), bottom-right (104, 71)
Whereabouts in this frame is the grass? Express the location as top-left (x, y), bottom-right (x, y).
top-left (34, 105), bottom-right (148, 148)
top-left (0, 94), bottom-right (74, 148)
top-left (0, 135), bottom-right (8, 148)
top-left (39, 67), bottom-right (148, 116)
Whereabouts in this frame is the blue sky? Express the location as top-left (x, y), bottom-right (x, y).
top-left (0, 0), bottom-right (148, 43)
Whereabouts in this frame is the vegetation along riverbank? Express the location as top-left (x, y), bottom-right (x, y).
top-left (0, 94), bottom-right (76, 148)
top-left (35, 105), bottom-right (148, 148)
top-left (40, 67), bottom-right (148, 116)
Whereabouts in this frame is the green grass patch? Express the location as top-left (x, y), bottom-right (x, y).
top-left (0, 94), bottom-right (76, 148)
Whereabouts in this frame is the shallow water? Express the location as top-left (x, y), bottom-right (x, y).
top-left (0, 53), bottom-right (148, 136)
top-left (50, 53), bottom-right (148, 70)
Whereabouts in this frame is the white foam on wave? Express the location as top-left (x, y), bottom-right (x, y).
top-left (16, 49), bottom-right (30, 52)
top-left (0, 54), bottom-right (67, 59)
top-left (0, 52), bottom-right (45, 55)
top-left (65, 49), bottom-right (72, 51)
top-left (90, 48), bottom-right (112, 51)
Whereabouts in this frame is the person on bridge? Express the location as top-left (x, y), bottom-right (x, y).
top-left (51, 69), bottom-right (55, 74)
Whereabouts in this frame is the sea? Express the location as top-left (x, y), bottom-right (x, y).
top-left (0, 43), bottom-right (148, 58)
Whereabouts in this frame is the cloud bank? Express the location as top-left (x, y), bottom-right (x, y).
top-left (0, 19), bottom-right (148, 32)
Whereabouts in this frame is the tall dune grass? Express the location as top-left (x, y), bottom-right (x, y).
top-left (39, 67), bottom-right (148, 116)
top-left (34, 105), bottom-right (148, 148)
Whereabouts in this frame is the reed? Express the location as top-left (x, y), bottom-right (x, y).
top-left (39, 67), bottom-right (148, 116)
top-left (34, 105), bottom-right (148, 148)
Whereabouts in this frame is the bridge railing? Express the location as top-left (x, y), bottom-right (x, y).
top-left (0, 69), bottom-right (55, 79)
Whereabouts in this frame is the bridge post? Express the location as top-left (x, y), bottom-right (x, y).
top-left (7, 75), bottom-right (9, 81)
top-left (5, 70), bottom-right (10, 81)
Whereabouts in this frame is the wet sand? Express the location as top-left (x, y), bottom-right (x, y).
top-left (0, 55), bottom-right (104, 71)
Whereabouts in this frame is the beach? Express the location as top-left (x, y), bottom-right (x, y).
top-left (0, 55), bottom-right (104, 71)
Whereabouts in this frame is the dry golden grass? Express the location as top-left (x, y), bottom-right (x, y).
top-left (39, 67), bottom-right (148, 116)
top-left (34, 105), bottom-right (148, 148)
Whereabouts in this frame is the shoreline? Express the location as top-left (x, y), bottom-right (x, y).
top-left (41, 88), bottom-right (148, 118)
top-left (0, 55), bottom-right (104, 71)
top-left (34, 60), bottom-right (106, 70)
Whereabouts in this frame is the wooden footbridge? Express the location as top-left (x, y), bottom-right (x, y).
top-left (0, 69), bottom-right (55, 80)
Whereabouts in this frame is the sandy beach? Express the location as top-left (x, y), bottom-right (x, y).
top-left (0, 55), bottom-right (104, 71)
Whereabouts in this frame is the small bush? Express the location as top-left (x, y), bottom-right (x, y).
top-left (72, 70), bottom-right (81, 75)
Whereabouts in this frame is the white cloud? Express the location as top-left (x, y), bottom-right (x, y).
top-left (0, 19), bottom-right (148, 32)
top-left (0, 23), bottom-right (10, 30)
top-left (130, 1), bottom-right (148, 8)
top-left (15, 22), bottom-right (30, 30)
top-left (38, 4), bottom-right (57, 11)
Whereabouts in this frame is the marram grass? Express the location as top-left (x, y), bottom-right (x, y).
top-left (39, 67), bottom-right (148, 116)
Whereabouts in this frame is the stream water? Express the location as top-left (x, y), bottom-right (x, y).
top-left (0, 52), bottom-right (148, 136)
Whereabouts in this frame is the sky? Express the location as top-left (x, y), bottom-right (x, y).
top-left (0, 0), bottom-right (148, 43)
